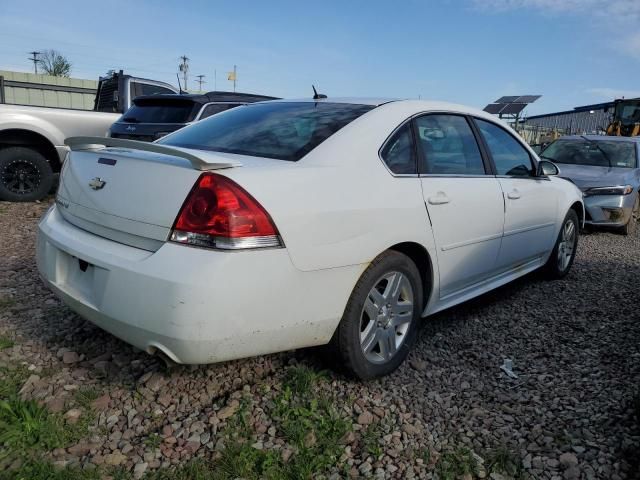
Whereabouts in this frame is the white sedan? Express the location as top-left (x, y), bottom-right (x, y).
top-left (36, 98), bottom-right (583, 379)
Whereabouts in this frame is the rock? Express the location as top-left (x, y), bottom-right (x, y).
top-left (564, 466), bottom-right (581, 479)
top-left (357, 411), bottom-right (374, 425)
top-left (91, 394), bottom-right (110, 410)
top-left (62, 351), bottom-right (80, 364)
top-left (281, 448), bottom-right (293, 462)
top-left (217, 403), bottom-right (238, 420)
top-left (559, 452), bottom-right (579, 468)
top-left (64, 408), bottom-right (82, 424)
top-left (46, 396), bottom-right (66, 413)
top-left (104, 452), bottom-right (127, 466)
top-left (409, 359), bottom-right (427, 371)
top-left (133, 462), bottom-right (148, 479)
top-left (359, 461), bottom-right (372, 474)
top-left (18, 374), bottom-right (40, 395)
top-left (145, 372), bottom-right (166, 392)
top-left (340, 431), bottom-right (356, 445)
top-left (67, 442), bottom-right (90, 457)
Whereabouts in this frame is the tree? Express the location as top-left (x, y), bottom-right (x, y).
top-left (38, 50), bottom-right (72, 77)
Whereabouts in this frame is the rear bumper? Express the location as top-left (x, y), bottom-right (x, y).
top-left (583, 194), bottom-right (635, 227)
top-left (37, 206), bottom-right (362, 364)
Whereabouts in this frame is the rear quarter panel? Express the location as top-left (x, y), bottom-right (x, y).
top-left (221, 103), bottom-right (438, 273)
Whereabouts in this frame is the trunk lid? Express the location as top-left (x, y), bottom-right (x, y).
top-left (57, 138), bottom-right (242, 251)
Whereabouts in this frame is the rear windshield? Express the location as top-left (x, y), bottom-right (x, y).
top-left (542, 139), bottom-right (637, 168)
top-left (159, 102), bottom-right (375, 161)
top-left (121, 100), bottom-right (197, 124)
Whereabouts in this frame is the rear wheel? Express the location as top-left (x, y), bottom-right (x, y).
top-left (331, 251), bottom-right (423, 380)
top-left (621, 193), bottom-right (639, 236)
top-left (0, 147), bottom-right (54, 202)
top-left (544, 210), bottom-right (579, 279)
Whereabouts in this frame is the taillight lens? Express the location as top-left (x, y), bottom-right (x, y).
top-left (170, 173), bottom-right (282, 250)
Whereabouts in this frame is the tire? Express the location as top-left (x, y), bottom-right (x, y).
top-left (0, 147), bottom-right (54, 202)
top-left (544, 209), bottom-right (579, 279)
top-left (621, 194), bottom-right (639, 236)
top-left (331, 250), bottom-right (423, 380)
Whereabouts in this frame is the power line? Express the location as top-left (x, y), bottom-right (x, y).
top-left (28, 51), bottom-right (41, 74)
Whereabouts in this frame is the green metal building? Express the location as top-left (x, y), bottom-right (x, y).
top-left (0, 69), bottom-right (97, 110)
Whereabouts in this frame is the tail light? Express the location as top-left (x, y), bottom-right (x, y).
top-left (170, 173), bottom-right (282, 250)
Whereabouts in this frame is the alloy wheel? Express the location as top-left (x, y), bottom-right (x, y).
top-left (1, 159), bottom-right (41, 195)
top-left (359, 271), bottom-right (414, 364)
top-left (557, 219), bottom-right (576, 272)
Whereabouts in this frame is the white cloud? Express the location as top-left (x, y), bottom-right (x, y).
top-left (472, 0), bottom-right (640, 58)
top-left (586, 87), bottom-right (640, 100)
top-left (473, 0), bottom-right (640, 20)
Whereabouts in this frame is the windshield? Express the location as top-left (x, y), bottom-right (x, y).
top-left (159, 102), bottom-right (375, 161)
top-left (121, 100), bottom-right (197, 124)
top-left (541, 139), bottom-right (636, 168)
top-left (615, 101), bottom-right (640, 125)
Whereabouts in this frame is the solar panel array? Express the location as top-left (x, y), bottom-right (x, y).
top-left (483, 95), bottom-right (541, 116)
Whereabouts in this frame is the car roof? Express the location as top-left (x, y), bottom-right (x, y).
top-left (558, 135), bottom-right (640, 143)
top-left (133, 91), bottom-right (279, 106)
top-left (267, 98), bottom-right (499, 118)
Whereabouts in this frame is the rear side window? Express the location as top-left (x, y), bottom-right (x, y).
top-left (122, 100), bottom-right (196, 123)
top-left (415, 115), bottom-right (485, 175)
top-left (380, 124), bottom-right (417, 174)
top-left (160, 102), bottom-right (374, 161)
top-left (132, 82), bottom-right (176, 97)
top-left (475, 119), bottom-right (533, 176)
top-left (199, 103), bottom-right (243, 119)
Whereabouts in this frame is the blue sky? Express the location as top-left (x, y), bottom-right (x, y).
top-left (0, 0), bottom-right (639, 116)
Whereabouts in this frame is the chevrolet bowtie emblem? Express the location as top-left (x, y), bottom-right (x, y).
top-left (88, 177), bottom-right (106, 190)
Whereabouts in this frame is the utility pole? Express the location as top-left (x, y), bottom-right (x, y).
top-left (232, 65), bottom-right (237, 92)
top-left (28, 51), bottom-right (41, 74)
top-left (178, 55), bottom-right (189, 91)
top-left (195, 75), bottom-right (206, 92)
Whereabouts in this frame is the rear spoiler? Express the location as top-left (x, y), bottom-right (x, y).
top-left (65, 136), bottom-right (241, 171)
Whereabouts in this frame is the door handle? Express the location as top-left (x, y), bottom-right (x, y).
top-left (507, 189), bottom-right (521, 200)
top-left (427, 192), bottom-right (450, 205)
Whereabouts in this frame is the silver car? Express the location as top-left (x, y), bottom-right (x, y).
top-left (540, 135), bottom-right (640, 235)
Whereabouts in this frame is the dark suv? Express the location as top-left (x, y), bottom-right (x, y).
top-left (108, 91), bottom-right (278, 142)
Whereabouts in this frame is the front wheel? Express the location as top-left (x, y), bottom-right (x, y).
top-left (331, 250), bottom-right (423, 380)
top-left (0, 147), bottom-right (54, 202)
top-left (544, 209), bottom-right (579, 279)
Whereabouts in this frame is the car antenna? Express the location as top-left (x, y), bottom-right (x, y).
top-left (312, 85), bottom-right (327, 100)
top-left (176, 73), bottom-right (184, 94)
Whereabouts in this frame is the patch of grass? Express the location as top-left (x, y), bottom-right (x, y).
top-left (0, 364), bottom-right (96, 469)
top-left (486, 446), bottom-right (525, 478)
top-left (145, 458), bottom-right (214, 480)
top-left (0, 298), bottom-right (16, 310)
top-left (144, 432), bottom-right (162, 450)
top-left (282, 365), bottom-right (326, 395)
top-left (0, 335), bottom-right (14, 350)
top-left (73, 387), bottom-right (100, 410)
top-left (436, 447), bottom-right (479, 480)
top-left (420, 446), bottom-right (432, 466)
top-left (0, 365), bottom-right (30, 400)
top-left (361, 422), bottom-right (383, 457)
top-left (0, 396), bottom-right (67, 455)
top-left (210, 365), bottom-right (349, 479)
top-left (0, 458), bottom-right (101, 480)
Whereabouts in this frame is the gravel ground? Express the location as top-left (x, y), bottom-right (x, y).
top-left (1, 199), bottom-right (639, 479)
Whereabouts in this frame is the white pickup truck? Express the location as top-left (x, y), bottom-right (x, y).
top-left (0, 72), bottom-right (177, 201)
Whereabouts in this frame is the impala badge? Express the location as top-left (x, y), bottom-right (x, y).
top-left (88, 177), bottom-right (106, 190)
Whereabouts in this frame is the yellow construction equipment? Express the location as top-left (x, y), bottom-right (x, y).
top-left (605, 98), bottom-right (640, 136)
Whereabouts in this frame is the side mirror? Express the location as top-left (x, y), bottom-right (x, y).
top-left (537, 160), bottom-right (559, 177)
